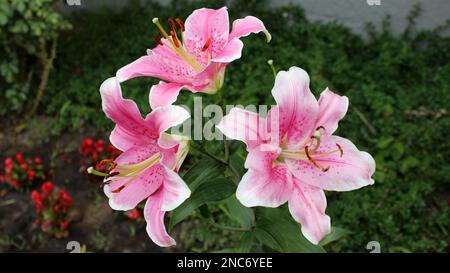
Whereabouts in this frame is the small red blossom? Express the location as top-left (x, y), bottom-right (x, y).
top-left (4, 157), bottom-right (13, 166)
top-left (15, 152), bottom-right (23, 163)
top-left (34, 157), bottom-right (42, 165)
top-left (59, 189), bottom-right (73, 206)
top-left (27, 169), bottom-right (35, 180)
top-left (59, 220), bottom-right (70, 230)
top-left (41, 181), bottom-right (55, 194)
top-left (127, 208), bottom-right (143, 220)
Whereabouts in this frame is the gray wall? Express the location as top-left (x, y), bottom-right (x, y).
top-left (273, 0), bottom-right (449, 35)
top-left (63, 0), bottom-right (450, 36)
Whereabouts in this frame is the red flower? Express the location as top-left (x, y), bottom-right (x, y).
top-left (41, 181), bottom-right (55, 194)
top-left (31, 190), bottom-right (43, 212)
top-left (15, 152), bottom-right (23, 163)
top-left (5, 164), bottom-right (13, 174)
top-left (34, 157), bottom-right (42, 165)
top-left (59, 189), bottom-right (73, 207)
top-left (0, 174), bottom-right (4, 182)
top-left (4, 157), bottom-right (13, 166)
top-left (84, 147), bottom-right (93, 154)
top-left (27, 169), bottom-right (35, 180)
top-left (127, 208), bottom-right (143, 220)
top-left (94, 140), bottom-right (105, 152)
top-left (59, 220), bottom-right (70, 230)
top-left (91, 152), bottom-right (98, 161)
top-left (11, 179), bottom-right (19, 188)
top-left (82, 138), bottom-right (94, 148)
top-left (20, 163), bottom-right (28, 170)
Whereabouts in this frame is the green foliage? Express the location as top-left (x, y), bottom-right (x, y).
top-left (0, 0), bottom-right (71, 117)
top-left (6, 0), bottom-right (449, 252)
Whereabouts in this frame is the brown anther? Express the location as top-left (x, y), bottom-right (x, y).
top-left (202, 38), bottom-right (212, 52)
top-left (305, 146), bottom-right (330, 172)
top-left (171, 30), bottom-right (180, 47)
top-left (175, 18), bottom-right (185, 31)
top-left (316, 126), bottom-right (325, 131)
top-left (98, 159), bottom-right (113, 165)
top-left (154, 34), bottom-right (163, 45)
top-left (105, 171), bottom-right (120, 179)
top-left (107, 162), bottom-right (118, 171)
top-left (336, 143), bottom-right (344, 157)
top-left (168, 18), bottom-right (177, 32)
top-left (111, 185), bottom-right (125, 193)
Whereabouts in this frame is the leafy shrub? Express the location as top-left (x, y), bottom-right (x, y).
top-left (0, 0), bottom-right (71, 119)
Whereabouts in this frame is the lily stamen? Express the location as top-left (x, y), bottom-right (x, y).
top-left (152, 17), bottom-right (203, 72)
top-left (304, 146), bottom-right (329, 172)
top-left (336, 143), bottom-right (344, 157)
top-left (171, 30), bottom-right (180, 48)
top-left (175, 18), bottom-right (185, 31)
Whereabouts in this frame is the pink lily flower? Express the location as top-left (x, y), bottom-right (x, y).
top-left (217, 67), bottom-right (376, 244)
top-left (117, 7), bottom-right (271, 109)
top-left (92, 77), bottom-right (191, 247)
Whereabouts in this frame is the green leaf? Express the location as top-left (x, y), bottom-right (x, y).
top-left (391, 142), bottom-right (405, 160)
top-left (229, 152), bottom-right (246, 177)
top-left (400, 156), bottom-right (419, 174)
top-left (255, 207), bottom-right (325, 253)
top-left (214, 232), bottom-right (256, 253)
top-left (236, 232), bottom-right (255, 253)
top-left (182, 158), bottom-right (224, 190)
top-left (43, 210), bottom-right (54, 220)
top-left (169, 178), bottom-right (235, 229)
top-left (226, 195), bottom-right (255, 229)
top-left (377, 137), bottom-right (394, 149)
top-left (254, 228), bottom-right (283, 252)
top-left (319, 227), bottom-right (352, 246)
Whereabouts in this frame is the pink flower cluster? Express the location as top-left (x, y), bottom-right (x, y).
top-left (93, 6), bottom-right (376, 247)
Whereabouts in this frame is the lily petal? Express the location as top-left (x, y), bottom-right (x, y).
top-left (144, 190), bottom-right (175, 247)
top-left (160, 166), bottom-right (191, 211)
top-left (271, 67), bottom-right (319, 146)
top-left (104, 161), bottom-right (164, 211)
top-left (216, 107), bottom-right (267, 149)
top-left (144, 166), bottom-right (190, 247)
top-left (315, 88), bottom-right (349, 136)
top-left (236, 146), bottom-right (293, 207)
top-left (184, 7), bottom-right (229, 59)
top-left (100, 77), bottom-right (149, 151)
top-left (144, 105), bottom-right (190, 146)
top-left (285, 135), bottom-right (376, 191)
top-left (211, 38), bottom-right (243, 63)
top-left (229, 16), bottom-right (271, 42)
top-left (149, 81), bottom-right (184, 109)
top-left (288, 181), bottom-right (331, 245)
top-left (116, 53), bottom-right (196, 84)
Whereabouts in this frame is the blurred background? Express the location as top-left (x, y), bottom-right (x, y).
top-left (0, 0), bottom-right (449, 252)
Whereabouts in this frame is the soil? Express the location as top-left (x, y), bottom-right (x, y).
top-left (0, 123), bottom-right (185, 253)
